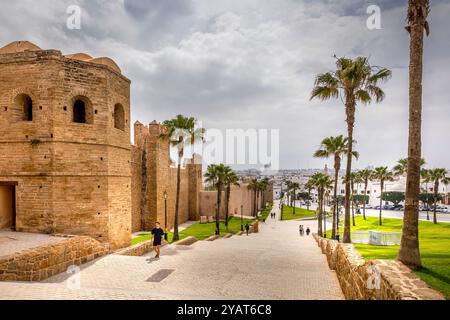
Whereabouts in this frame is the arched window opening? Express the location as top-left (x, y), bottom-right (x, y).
top-left (15, 94), bottom-right (33, 121)
top-left (73, 99), bottom-right (86, 123)
top-left (114, 103), bottom-right (125, 131)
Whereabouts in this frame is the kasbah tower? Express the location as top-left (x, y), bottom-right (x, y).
top-left (0, 41), bottom-right (131, 249)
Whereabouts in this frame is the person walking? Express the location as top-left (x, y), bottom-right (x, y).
top-left (306, 227), bottom-right (311, 236)
top-left (151, 222), bottom-right (164, 259)
top-left (245, 223), bottom-right (250, 236)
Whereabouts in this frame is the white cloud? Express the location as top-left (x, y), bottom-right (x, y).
top-left (0, 0), bottom-right (449, 169)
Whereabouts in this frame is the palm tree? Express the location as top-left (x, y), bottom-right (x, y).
top-left (161, 115), bottom-right (203, 241)
top-left (352, 171), bottom-right (364, 225)
top-left (204, 164), bottom-right (229, 235)
top-left (398, 0), bottom-right (430, 269)
top-left (358, 169), bottom-right (373, 220)
top-left (224, 169), bottom-right (240, 228)
top-left (423, 168), bottom-right (450, 224)
top-left (247, 179), bottom-right (259, 217)
top-left (313, 135), bottom-right (357, 239)
top-left (308, 173), bottom-right (334, 237)
top-left (311, 56), bottom-right (392, 243)
top-left (304, 180), bottom-right (314, 211)
top-left (394, 158), bottom-right (426, 176)
top-left (259, 178), bottom-right (270, 209)
top-left (288, 182), bottom-right (300, 214)
top-left (421, 168), bottom-right (431, 220)
top-left (372, 167), bottom-right (394, 226)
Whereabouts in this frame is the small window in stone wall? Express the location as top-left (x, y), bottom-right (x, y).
top-left (15, 94), bottom-right (33, 121)
top-left (72, 96), bottom-right (93, 124)
top-left (114, 103), bottom-right (125, 131)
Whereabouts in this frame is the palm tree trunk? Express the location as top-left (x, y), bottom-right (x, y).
top-left (293, 190), bottom-right (296, 215)
top-left (351, 181), bottom-right (356, 227)
top-left (379, 181), bottom-right (383, 226)
top-left (225, 185), bottom-right (230, 228)
top-left (253, 190), bottom-right (257, 217)
top-left (332, 156), bottom-right (340, 239)
top-left (343, 99), bottom-right (355, 243)
top-left (216, 186), bottom-right (222, 235)
top-left (323, 191), bottom-right (327, 237)
top-left (363, 181), bottom-right (368, 220)
top-left (398, 0), bottom-right (425, 268)
top-left (318, 190), bottom-right (323, 237)
top-left (173, 160), bottom-right (182, 241)
top-left (433, 181), bottom-right (438, 224)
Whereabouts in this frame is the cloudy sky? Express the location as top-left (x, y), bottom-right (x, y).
top-left (1, 0), bottom-right (449, 170)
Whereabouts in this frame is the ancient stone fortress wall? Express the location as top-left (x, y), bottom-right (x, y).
top-left (131, 121), bottom-right (203, 233)
top-left (313, 235), bottom-right (444, 300)
top-left (0, 41), bottom-right (131, 250)
top-left (0, 235), bottom-right (109, 281)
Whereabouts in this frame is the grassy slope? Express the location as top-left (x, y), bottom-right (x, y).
top-left (281, 205), bottom-right (317, 221)
top-left (132, 217), bottom-right (254, 245)
top-left (330, 216), bottom-right (450, 299)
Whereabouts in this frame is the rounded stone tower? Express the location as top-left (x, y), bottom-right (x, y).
top-left (0, 41), bottom-right (131, 249)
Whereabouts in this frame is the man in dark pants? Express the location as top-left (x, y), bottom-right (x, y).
top-left (245, 223), bottom-right (250, 236)
top-left (151, 222), bottom-right (164, 259)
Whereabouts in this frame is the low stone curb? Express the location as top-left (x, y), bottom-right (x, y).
top-left (313, 234), bottom-right (445, 300)
top-left (172, 236), bottom-right (198, 246)
top-left (223, 233), bottom-right (233, 239)
top-left (115, 240), bottom-right (168, 257)
top-left (236, 231), bottom-right (245, 236)
top-left (205, 235), bottom-right (220, 241)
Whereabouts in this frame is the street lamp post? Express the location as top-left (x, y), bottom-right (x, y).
top-left (241, 205), bottom-right (244, 231)
top-left (164, 191), bottom-right (168, 241)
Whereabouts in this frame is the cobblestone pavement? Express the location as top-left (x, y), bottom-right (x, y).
top-left (0, 201), bottom-right (343, 300)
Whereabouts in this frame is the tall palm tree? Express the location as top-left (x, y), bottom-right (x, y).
top-left (288, 182), bottom-right (300, 214)
top-left (247, 179), bottom-right (259, 217)
top-left (421, 168), bottom-right (431, 220)
top-left (204, 164), bottom-right (229, 235)
top-left (308, 173), bottom-right (334, 237)
top-left (423, 168), bottom-right (450, 224)
top-left (358, 169), bottom-right (373, 220)
top-left (224, 169), bottom-right (240, 228)
top-left (161, 115), bottom-right (203, 241)
top-left (398, 0), bottom-right (430, 269)
top-left (372, 167), bottom-right (394, 226)
top-left (304, 180), bottom-right (314, 211)
top-left (259, 178), bottom-right (270, 209)
top-left (311, 57), bottom-right (392, 243)
top-left (352, 171), bottom-right (364, 225)
top-left (313, 135), bottom-right (357, 239)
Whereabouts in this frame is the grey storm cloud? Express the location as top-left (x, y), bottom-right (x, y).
top-left (0, 0), bottom-right (449, 169)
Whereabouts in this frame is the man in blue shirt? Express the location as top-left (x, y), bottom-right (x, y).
top-left (151, 222), bottom-right (164, 259)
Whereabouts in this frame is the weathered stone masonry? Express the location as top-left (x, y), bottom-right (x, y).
top-left (131, 121), bottom-right (203, 232)
top-left (0, 41), bottom-right (131, 249)
top-left (313, 234), bottom-right (444, 300)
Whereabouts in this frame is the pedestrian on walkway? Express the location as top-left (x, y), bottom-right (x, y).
top-left (151, 222), bottom-right (164, 259)
top-left (245, 223), bottom-right (250, 236)
top-left (306, 227), bottom-right (311, 236)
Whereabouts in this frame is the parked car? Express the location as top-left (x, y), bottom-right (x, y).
top-left (392, 204), bottom-right (404, 211)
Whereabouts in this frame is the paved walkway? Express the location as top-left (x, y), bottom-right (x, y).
top-left (0, 231), bottom-right (65, 258)
top-left (0, 201), bottom-right (343, 300)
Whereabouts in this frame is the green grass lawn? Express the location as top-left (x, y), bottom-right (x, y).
top-left (132, 217), bottom-right (255, 245)
top-left (327, 216), bottom-right (450, 299)
top-left (258, 204), bottom-right (273, 222)
top-left (281, 205), bottom-right (317, 221)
